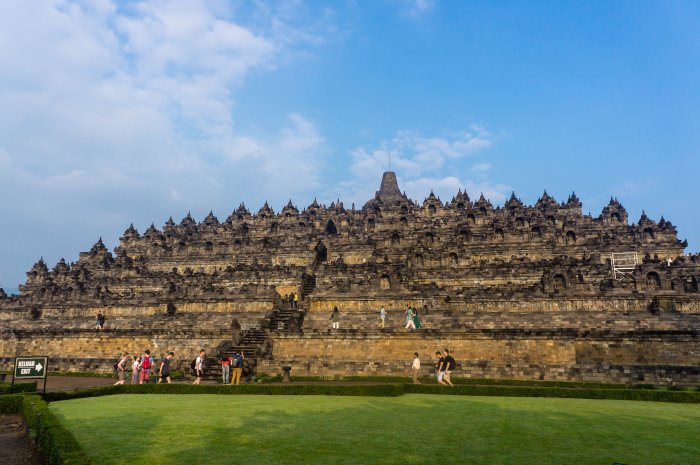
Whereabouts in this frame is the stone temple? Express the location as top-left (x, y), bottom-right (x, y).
top-left (1, 172), bottom-right (699, 384)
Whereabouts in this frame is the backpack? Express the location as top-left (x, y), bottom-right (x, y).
top-left (141, 356), bottom-right (151, 369)
top-left (190, 358), bottom-right (197, 370)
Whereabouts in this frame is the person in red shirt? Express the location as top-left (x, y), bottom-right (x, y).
top-left (139, 349), bottom-right (152, 384)
top-left (221, 354), bottom-right (232, 384)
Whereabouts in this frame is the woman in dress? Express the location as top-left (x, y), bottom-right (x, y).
top-left (413, 308), bottom-right (422, 329)
top-left (131, 356), bottom-right (141, 384)
top-left (405, 306), bottom-right (415, 330)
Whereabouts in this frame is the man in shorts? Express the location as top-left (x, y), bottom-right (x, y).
top-left (158, 352), bottom-right (174, 384)
top-left (114, 351), bottom-right (129, 385)
top-left (193, 349), bottom-right (205, 385)
top-left (442, 348), bottom-right (455, 386)
top-left (436, 351), bottom-right (446, 385)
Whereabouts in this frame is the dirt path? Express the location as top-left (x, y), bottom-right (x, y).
top-left (0, 414), bottom-right (42, 465)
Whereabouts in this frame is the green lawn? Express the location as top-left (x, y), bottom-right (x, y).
top-left (50, 394), bottom-right (700, 465)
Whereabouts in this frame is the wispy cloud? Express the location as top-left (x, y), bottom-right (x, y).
top-left (0, 0), bottom-right (334, 198)
top-left (391, 0), bottom-right (436, 19)
top-left (348, 125), bottom-right (492, 180)
top-left (332, 125), bottom-right (508, 207)
top-left (471, 162), bottom-right (491, 173)
top-left (0, 0), bottom-right (332, 285)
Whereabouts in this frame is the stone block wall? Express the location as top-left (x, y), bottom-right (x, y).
top-left (0, 332), bottom-right (221, 374)
top-left (307, 295), bottom-right (700, 314)
top-left (262, 331), bottom-right (700, 385)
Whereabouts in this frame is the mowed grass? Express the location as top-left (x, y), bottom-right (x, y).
top-left (50, 394), bottom-right (700, 465)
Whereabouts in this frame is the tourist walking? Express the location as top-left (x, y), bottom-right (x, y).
top-left (193, 350), bottom-right (205, 384)
top-left (378, 306), bottom-right (386, 329)
top-left (331, 306), bottom-right (340, 329)
top-left (158, 352), bottom-right (174, 384)
top-left (131, 356), bottom-right (141, 384)
top-left (413, 308), bottom-right (421, 329)
top-left (405, 307), bottom-right (415, 330)
top-left (293, 292), bottom-right (299, 308)
top-left (441, 349), bottom-right (455, 386)
top-left (114, 351), bottom-right (128, 385)
top-left (139, 350), bottom-right (152, 384)
top-left (411, 352), bottom-right (421, 384)
top-left (231, 351), bottom-right (244, 385)
top-left (221, 353), bottom-right (231, 384)
top-left (436, 351), bottom-right (445, 384)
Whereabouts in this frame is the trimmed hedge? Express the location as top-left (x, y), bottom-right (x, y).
top-left (22, 394), bottom-right (95, 465)
top-left (43, 383), bottom-right (405, 401)
top-left (0, 381), bottom-right (37, 394)
top-left (403, 384), bottom-right (700, 403)
top-left (0, 394), bottom-right (94, 464)
top-left (0, 394), bottom-right (24, 413)
top-left (271, 375), bottom-right (699, 391)
top-left (42, 381), bottom-right (700, 404)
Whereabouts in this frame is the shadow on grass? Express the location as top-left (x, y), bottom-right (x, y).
top-left (51, 395), bottom-right (700, 465)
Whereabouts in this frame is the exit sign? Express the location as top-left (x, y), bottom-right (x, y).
top-left (14, 356), bottom-right (48, 379)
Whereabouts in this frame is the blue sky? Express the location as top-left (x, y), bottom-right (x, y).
top-left (1, 0), bottom-right (699, 291)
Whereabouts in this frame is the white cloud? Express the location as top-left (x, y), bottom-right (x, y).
top-left (348, 125), bottom-right (492, 181)
top-left (0, 0), bottom-right (331, 287)
top-left (392, 0), bottom-right (436, 19)
top-left (470, 162), bottom-right (492, 173)
top-left (332, 126), bottom-right (507, 207)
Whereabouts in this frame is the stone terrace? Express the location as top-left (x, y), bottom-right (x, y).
top-left (1, 172), bottom-right (698, 384)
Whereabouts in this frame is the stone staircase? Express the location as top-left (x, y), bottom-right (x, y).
top-left (201, 275), bottom-right (318, 381)
top-left (204, 328), bottom-right (268, 382)
top-left (301, 274), bottom-right (316, 300)
top-left (268, 303), bottom-right (299, 331)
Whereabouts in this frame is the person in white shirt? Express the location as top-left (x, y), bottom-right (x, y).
top-left (411, 352), bottom-right (421, 384)
top-left (193, 350), bottom-right (205, 385)
top-left (379, 306), bottom-right (386, 329)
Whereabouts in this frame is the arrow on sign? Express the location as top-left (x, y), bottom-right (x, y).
top-left (35, 363), bottom-right (43, 372)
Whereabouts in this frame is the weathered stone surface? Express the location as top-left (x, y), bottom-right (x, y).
top-left (1, 172), bottom-right (698, 383)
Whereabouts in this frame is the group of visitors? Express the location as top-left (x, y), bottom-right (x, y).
top-left (220, 350), bottom-right (245, 384)
top-left (191, 349), bottom-right (255, 385)
top-left (114, 350), bottom-right (175, 385)
top-left (404, 306), bottom-right (421, 330)
top-left (379, 305), bottom-right (422, 329)
top-left (327, 305), bottom-right (424, 330)
top-left (114, 348), bottom-right (453, 387)
top-left (284, 292), bottom-right (299, 308)
top-left (409, 349), bottom-right (456, 385)
top-left (435, 349), bottom-right (456, 386)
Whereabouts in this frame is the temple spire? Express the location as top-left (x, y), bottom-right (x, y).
top-left (377, 171), bottom-right (403, 203)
